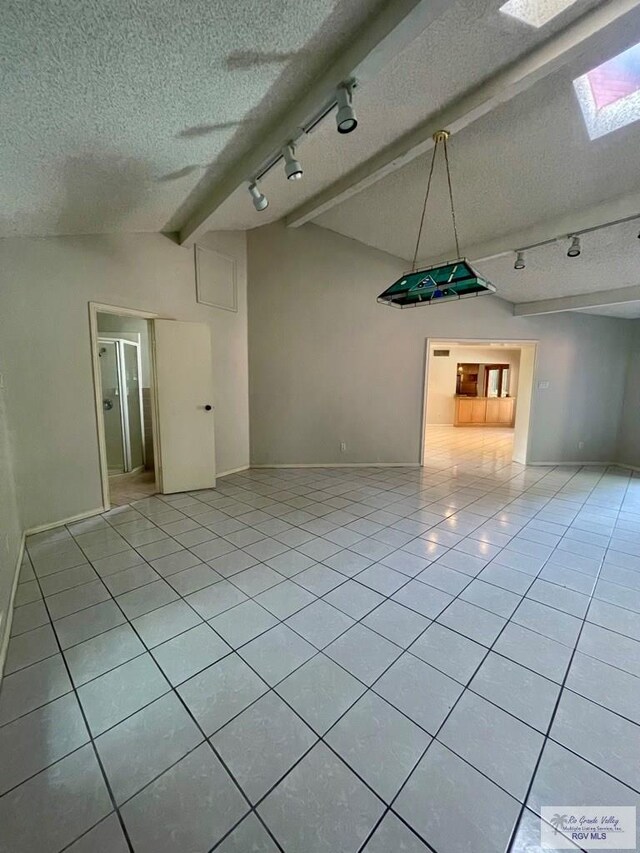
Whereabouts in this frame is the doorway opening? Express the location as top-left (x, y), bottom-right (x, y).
top-left (421, 339), bottom-right (537, 468)
top-left (90, 304), bottom-right (159, 508)
top-left (90, 304), bottom-right (218, 511)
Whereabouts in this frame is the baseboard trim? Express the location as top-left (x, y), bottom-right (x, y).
top-left (24, 507), bottom-right (105, 536)
top-left (0, 533), bottom-right (26, 686)
top-left (250, 463), bottom-right (421, 469)
top-left (217, 465), bottom-right (250, 478)
top-left (527, 460), bottom-right (611, 467)
top-left (528, 460), bottom-right (640, 471)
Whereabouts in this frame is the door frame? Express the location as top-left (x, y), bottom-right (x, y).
top-left (420, 337), bottom-right (539, 467)
top-left (89, 302), bottom-right (161, 511)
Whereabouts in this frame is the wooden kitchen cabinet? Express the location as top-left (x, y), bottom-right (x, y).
top-left (454, 396), bottom-right (515, 427)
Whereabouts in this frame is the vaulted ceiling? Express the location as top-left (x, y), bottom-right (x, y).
top-left (0, 0), bottom-right (385, 236)
top-left (3, 0), bottom-right (640, 315)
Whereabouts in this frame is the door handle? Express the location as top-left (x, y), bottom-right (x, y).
top-left (204, 405), bottom-right (213, 411)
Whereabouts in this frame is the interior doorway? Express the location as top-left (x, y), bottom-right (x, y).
top-left (90, 304), bottom-right (218, 511)
top-left (90, 304), bottom-right (159, 508)
top-left (421, 339), bottom-right (537, 468)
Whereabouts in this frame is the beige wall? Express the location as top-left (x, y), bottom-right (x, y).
top-left (248, 221), bottom-right (633, 466)
top-left (426, 346), bottom-right (521, 425)
top-left (0, 377), bottom-right (22, 664)
top-left (0, 231), bottom-right (249, 530)
top-left (617, 320), bottom-right (640, 468)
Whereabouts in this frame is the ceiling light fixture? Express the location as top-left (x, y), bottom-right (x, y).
top-left (244, 78), bottom-right (362, 210)
top-left (567, 235), bottom-right (581, 257)
top-left (378, 130), bottom-right (496, 308)
top-left (248, 182), bottom-right (268, 212)
top-left (472, 214), bottom-right (640, 267)
top-left (282, 143), bottom-right (303, 180)
top-left (335, 82), bottom-right (357, 134)
top-left (514, 250), bottom-right (526, 270)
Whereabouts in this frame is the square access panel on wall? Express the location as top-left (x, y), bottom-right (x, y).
top-left (194, 244), bottom-right (238, 312)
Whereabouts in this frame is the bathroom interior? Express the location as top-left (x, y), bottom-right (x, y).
top-left (97, 312), bottom-right (156, 504)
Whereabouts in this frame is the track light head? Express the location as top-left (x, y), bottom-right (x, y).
top-left (282, 144), bottom-right (303, 181)
top-left (514, 250), bottom-right (526, 270)
top-left (248, 182), bottom-right (268, 212)
top-left (567, 235), bottom-right (581, 258)
top-left (335, 83), bottom-right (357, 134)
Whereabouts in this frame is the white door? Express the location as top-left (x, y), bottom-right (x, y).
top-left (153, 320), bottom-right (216, 493)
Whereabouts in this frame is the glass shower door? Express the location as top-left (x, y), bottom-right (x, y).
top-left (99, 341), bottom-right (125, 472)
top-left (99, 338), bottom-right (145, 473)
top-left (122, 341), bottom-right (144, 471)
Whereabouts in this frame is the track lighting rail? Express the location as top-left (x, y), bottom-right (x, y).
top-left (247, 81), bottom-right (358, 211)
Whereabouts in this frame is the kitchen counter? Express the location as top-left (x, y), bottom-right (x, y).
top-left (454, 396), bottom-right (515, 427)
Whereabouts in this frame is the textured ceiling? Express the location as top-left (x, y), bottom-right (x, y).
top-left (473, 219), bottom-right (640, 304)
top-left (197, 0), bottom-right (600, 231)
top-left (313, 10), bottom-right (640, 262)
top-left (0, 0), bottom-right (600, 237)
top-left (0, 0), bottom-right (386, 236)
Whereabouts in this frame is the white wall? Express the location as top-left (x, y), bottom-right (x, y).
top-left (0, 376), bottom-right (22, 666)
top-left (247, 221), bottom-right (633, 467)
top-left (617, 320), bottom-right (640, 468)
top-left (0, 231), bottom-right (249, 530)
top-left (426, 346), bottom-right (521, 425)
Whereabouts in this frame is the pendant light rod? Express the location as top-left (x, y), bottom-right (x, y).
top-left (411, 129), bottom-right (462, 271)
top-left (411, 136), bottom-right (440, 271)
top-left (442, 132), bottom-right (461, 259)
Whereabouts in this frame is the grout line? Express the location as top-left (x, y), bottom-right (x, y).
top-left (7, 461), bottom-right (640, 852)
top-left (24, 555), bottom-right (136, 853)
top-left (355, 463), bottom-right (622, 853)
top-left (60, 522), bottom-right (288, 853)
top-left (502, 466), bottom-right (634, 853)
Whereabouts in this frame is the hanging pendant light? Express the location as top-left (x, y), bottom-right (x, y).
top-left (378, 131), bottom-right (496, 308)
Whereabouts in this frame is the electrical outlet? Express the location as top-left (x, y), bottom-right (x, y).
top-left (537, 380), bottom-right (550, 390)
top-left (578, 441), bottom-right (585, 450)
top-left (340, 442), bottom-right (347, 453)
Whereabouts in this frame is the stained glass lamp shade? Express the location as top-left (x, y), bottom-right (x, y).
top-left (377, 259), bottom-right (496, 309)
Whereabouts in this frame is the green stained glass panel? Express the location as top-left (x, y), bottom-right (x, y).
top-left (377, 259), bottom-right (496, 308)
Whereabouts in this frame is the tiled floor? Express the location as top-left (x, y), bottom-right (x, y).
top-left (424, 424), bottom-right (515, 468)
top-left (2, 444), bottom-right (640, 852)
top-left (108, 470), bottom-right (157, 507)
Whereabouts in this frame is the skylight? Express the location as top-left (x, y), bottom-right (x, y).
top-left (573, 41), bottom-right (640, 139)
top-left (499, 0), bottom-right (580, 28)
